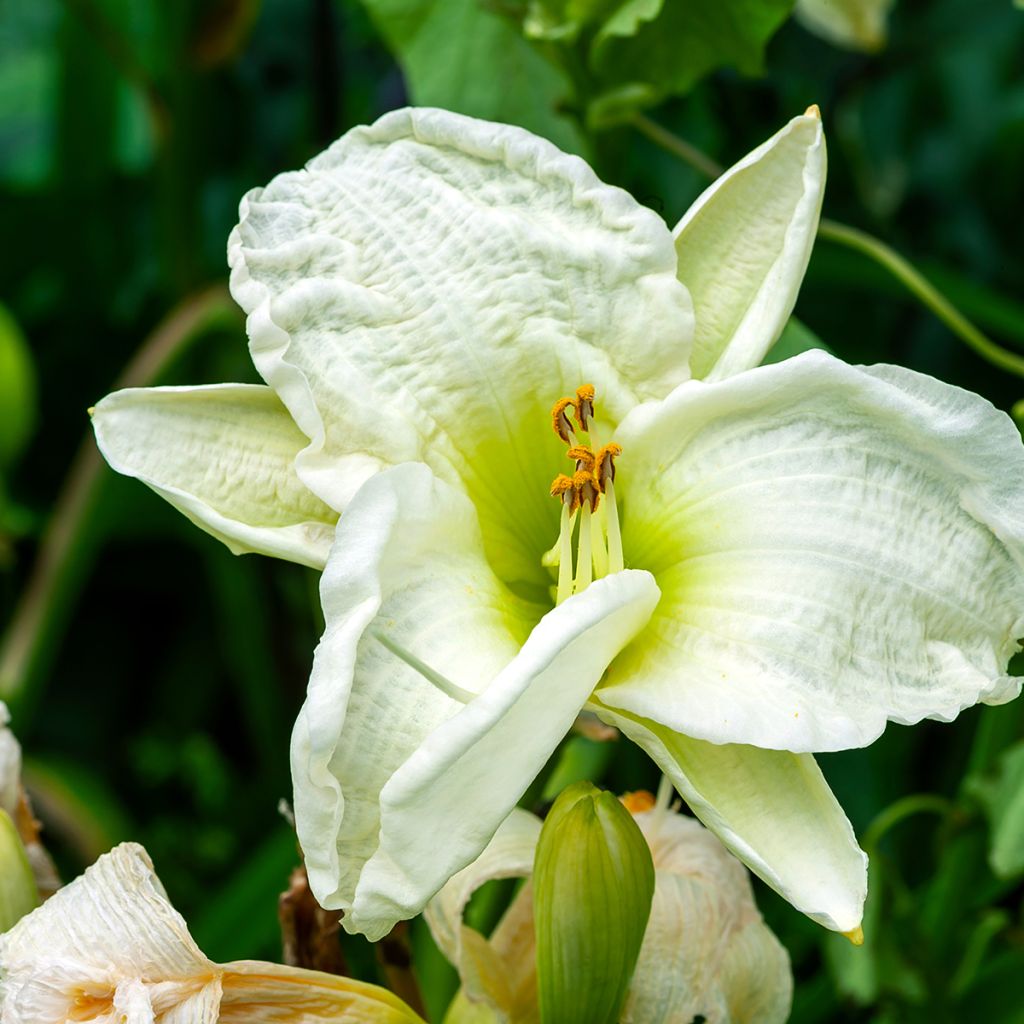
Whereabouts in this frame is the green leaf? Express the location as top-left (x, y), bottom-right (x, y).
top-left (533, 781), bottom-right (654, 1024)
top-left (588, 0), bottom-right (794, 113)
top-left (0, 304), bottom-right (37, 468)
top-left (969, 740), bottom-right (1024, 879)
top-left (358, 0), bottom-right (584, 153)
top-left (762, 316), bottom-right (834, 364)
top-left (0, 809), bottom-right (39, 931)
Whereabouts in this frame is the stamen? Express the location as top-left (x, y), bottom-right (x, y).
top-left (595, 444), bottom-right (624, 574)
top-left (550, 474), bottom-right (578, 604)
top-left (566, 445), bottom-right (595, 473)
top-left (551, 397), bottom-right (576, 444)
top-left (574, 384), bottom-right (595, 433)
top-left (375, 631), bottom-right (476, 704)
top-left (573, 469), bottom-right (598, 594)
top-left (594, 444), bottom-right (622, 491)
top-left (574, 468), bottom-right (600, 515)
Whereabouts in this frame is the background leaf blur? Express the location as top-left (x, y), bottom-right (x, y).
top-left (1, 0), bottom-right (1022, 1021)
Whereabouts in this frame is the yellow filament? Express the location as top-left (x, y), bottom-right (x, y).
top-left (556, 503), bottom-right (574, 605)
top-left (604, 478), bottom-right (624, 573)
top-left (575, 505), bottom-right (593, 593)
top-left (591, 502), bottom-right (609, 577)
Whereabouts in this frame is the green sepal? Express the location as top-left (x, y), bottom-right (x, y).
top-left (533, 781), bottom-right (654, 1024)
top-left (0, 808), bottom-right (39, 932)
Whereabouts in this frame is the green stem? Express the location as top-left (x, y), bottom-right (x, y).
top-left (817, 219), bottom-right (1024, 378)
top-left (862, 794), bottom-right (952, 857)
top-left (0, 286), bottom-right (239, 709)
top-left (630, 114), bottom-right (1024, 379)
top-left (630, 112), bottom-right (724, 180)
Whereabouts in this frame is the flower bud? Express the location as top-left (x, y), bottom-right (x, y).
top-left (533, 781), bottom-right (655, 1024)
top-left (0, 809), bottom-right (38, 932)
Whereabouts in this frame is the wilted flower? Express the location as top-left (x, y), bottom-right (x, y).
top-left (0, 703), bottom-right (58, 902)
top-left (0, 842), bottom-right (424, 1023)
top-left (426, 795), bottom-right (792, 1024)
top-left (795, 0), bottom-right (895, 51)
top-left (92, 106), bottom-right (1024, 940)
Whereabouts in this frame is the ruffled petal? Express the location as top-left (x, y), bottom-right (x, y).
top-left (674, 111), bottom-right (825, 381)
top-left (229, 106), bottom-right (693, 585)
top-left (0, 701), bottom-right (20, 816)
top-left (603, 351), bottom-right (1024, 751)
top-left (795, 0), bottom-right (894, 51)
top-left (291, 462), bottom-right (659, 940)
top-left (592, 703), bottom-right (867, 934)
top-left (0, 843), bottom-right (215, 1023)
top-left (623, 811), bottom-right (792, 1024)
top-left (92, 384), bottom-right (336, 568)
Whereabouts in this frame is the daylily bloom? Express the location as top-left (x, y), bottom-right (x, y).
top-left (0, 842), bottom-right (424, 1023)
top-left (0, 702), bottom-right (59, 901)
top-left (795, 0), bottom-right (895, 51)
top-left (92, 106), bottom-right (1024, 941)
top-left (426, 795), bottom-right (792, 1024)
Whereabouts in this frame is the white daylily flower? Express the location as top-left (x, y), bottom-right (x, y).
top-left (91, 107), bottom-right (1024, 941)
top-left (795, 0), bottom-right (895, 51)
top-left (0, 704), bottom-right (19, 818)
top-left (425, 801), bottom-right (792, 1024)
top-left (0, 703), bottom-right (59, 901)
top-left (0, 842), bottom-right (424, 1023)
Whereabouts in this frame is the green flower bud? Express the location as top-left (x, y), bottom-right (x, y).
top-left (533, 781), bottom-right (655, 1024)
top-left (0, 808), bottom-right (39, 932)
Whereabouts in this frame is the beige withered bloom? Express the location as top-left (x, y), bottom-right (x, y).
top-left (0, 702), bottom-right (59, 900)
top-left (0, 843), bottom-right (424, 1024)
top-left (427, 799), bottom-right (791, 1024)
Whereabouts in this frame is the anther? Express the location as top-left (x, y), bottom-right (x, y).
top-left (550, 473), bottom-right (579, 514)
top-left (594, 443), bottom-right (622, 492)
top-left (574, 384), bottom-right (595, 432)
top-left (551, 398), bottom-right (576, 444)
top-left (573, 469), bottom-right (600, 513)
top-left (566, 445), bottom-right (595, 473)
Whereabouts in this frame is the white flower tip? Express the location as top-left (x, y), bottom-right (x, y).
top-left (844, 924), bottom-right (865, 946)
top-left (804, 103), bottom-right (822, 120)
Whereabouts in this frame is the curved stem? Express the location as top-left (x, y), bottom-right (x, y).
top-left (816, 219), bottom-right (1024, 378)
top-left (630, 112), bottom-right (724, 179)
top-left (0, 285), bottom-right (239, 707)
top-left (630, 114), bottom-right (1024, 379)
top-left (862, 794), bottom-right (952, 857)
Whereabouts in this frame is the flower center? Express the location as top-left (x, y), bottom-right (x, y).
top-left (545, 385), bottom-right (624, 605)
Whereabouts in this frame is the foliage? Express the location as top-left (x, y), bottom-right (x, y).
top-left (1, 0), bottom-right (1023, 1021)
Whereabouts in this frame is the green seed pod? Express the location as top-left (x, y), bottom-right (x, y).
top-left (533, 781), bottom-right (655, 1024)
top-left (0, 808), bottom-right (38, 932)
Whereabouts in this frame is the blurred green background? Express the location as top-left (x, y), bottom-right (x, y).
top-left (1, 0), bottom-right (1023, 1021)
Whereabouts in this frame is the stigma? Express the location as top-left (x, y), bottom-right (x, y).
top-left (547, 386), bottom-right (624, 605)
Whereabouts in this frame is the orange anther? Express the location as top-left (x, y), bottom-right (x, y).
top-left (551, 397), bottom-right (576, 443)
top-left (574, 384), bottom-right (596, 432)
top-left (594, 443), bottom-right (622, 491)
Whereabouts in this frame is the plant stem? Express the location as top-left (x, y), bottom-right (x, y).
top-left (862, 794), bottom-right (952, 856)
top-left (0, 285), bottom-right (239, 709)
top-left (630, 113), bottom-right (1024, 379)
top-left (816, 218), bottom-right (1024, 377)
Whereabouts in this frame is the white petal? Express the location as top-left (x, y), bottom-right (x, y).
top-left (0, 843), bottom-right (215, 1023)
top-left (290, 462), bottom-right (659, 940)
top-left (92, 384), bottom-right (336, 568)
top-left (796, 0), bottom-right (894, 51)
top-left (603, 351), bottom-right (1024, 752)
top-left (630, 814), bottom-right (791, 1024)
top-left (0, 701), bottom-right (20, 816)
top-left (425, 808), bottom-right (541, 967)
top-left (229, 106), bottom-right (693, 584)
top-left (427, 812), bottom-right (541, 1021)
top-left (674, 111), bottom-right (825, 381)
top-left (592, 703), bottom-right (867, 934)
